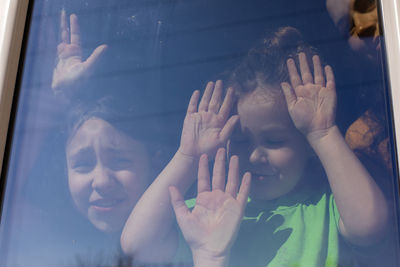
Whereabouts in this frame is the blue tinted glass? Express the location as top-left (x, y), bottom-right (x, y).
top-left (0, 0), bottom-right (399, 266)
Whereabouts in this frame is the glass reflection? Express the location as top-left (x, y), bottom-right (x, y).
top-left (0, 0), bottom-right (399, 266)
top-left (66, 117), bottom-right (150, 233)
top-left (120, 26), bottom-right (393, 266)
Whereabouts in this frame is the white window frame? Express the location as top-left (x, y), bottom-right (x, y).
top-left (0, 0), bottom-right (29, 173)
top-left (381, 0), bottom-right (400, 160)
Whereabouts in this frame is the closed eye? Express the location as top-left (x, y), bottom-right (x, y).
top-left (71, 160), bottom-right (96, 173)
top-left (68, 147), bottom-right (96, 173)
top-left (108, 157), bottom-right (134, 171)
top-left (263, 139), bottom-right (286, 148)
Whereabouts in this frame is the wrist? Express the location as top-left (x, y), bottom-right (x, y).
top-left (192, 250), bottom-right (229, 267)
top-left (173, 149), bottom-right (199, 172)
top-left (306, 125), bottom-right (340, 146)
top-left (307, 126), bottom-right (347, 157)
top-left (177, 147), bottom-right (200, 161)
top-left (51, 82), bottom-right (79, 103)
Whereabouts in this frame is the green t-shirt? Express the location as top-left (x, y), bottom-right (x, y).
top-left (174, 181), bottom-right (359, 267)
top-left (229, 183), bottom-right (340, 267)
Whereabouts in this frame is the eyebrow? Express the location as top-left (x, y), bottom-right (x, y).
top-left (103, 147), bottom-right (136, 156)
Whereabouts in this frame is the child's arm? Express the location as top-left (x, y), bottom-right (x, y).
top-left (51, 9), bottom-right (107, 96)
top-left (169, 148), bottom-right (251, 267)
top-left (121, 81), bottom-right (239, 262)
top-left (281, 53), bottom-right (388, 246)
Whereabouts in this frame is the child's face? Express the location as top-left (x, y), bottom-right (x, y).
top-left (66, 118), bottom-right (150, 232)
top-left (231, 88), bottom-right (310, 200)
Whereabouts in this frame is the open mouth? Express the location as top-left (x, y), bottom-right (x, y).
top-left (90, 198), bottom-right (125, 211)
top-left (251, 172), bottom-right (278, 182)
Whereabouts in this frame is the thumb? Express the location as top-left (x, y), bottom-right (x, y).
top-left (219, 115), bottom-right (239, 143)
top-left (83, 44), bottom-right (108, 71)
top-left (169, 186), bottom-right (190, 221)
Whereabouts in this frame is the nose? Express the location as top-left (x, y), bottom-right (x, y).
top-left (249, 146), bottom-right (268, 165)
top-left (91, 164), bottom-right (118, 194)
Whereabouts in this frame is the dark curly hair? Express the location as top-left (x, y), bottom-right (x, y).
top-left (228, 26), bottom-right (319, 99)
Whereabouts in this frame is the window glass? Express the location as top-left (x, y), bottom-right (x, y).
top-left (0, 0), bottom-right (399, 266)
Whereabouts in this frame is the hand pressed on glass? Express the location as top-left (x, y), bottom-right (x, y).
top-left (52, 9), bottom-right (107, 93)
top-left (121, 82), bottom-right (239, 262)
top-left (169, 148), bottom-right (251, 266)
top-left (279, 53), bottom-right (388, 245)
top-left (281, 53), bottom-right (337, 141)
top-left (179, 80), bottom-right (239, 158)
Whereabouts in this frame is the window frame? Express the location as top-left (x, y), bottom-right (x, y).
top-left (0, 0), bottom-right (29, 176)
top-left (381, 0), bottom-right (400, 161)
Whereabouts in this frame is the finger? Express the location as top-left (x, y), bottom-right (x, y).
top-left (186, 90), bottom-right (200, 114)
top-left (219, 115), bottom-right (239, 143)
top-left (325, 65), bottom-right (336, 90)
top-left (169, 186), bottom-right (190, 220)
top-left (212, 148), bottom-right (226, 191)
top-left (208, 80), bottom-right (223, 113)
top-left (237, 172), bottom-right (251, 208)
top-left (219, 87), bottom-right (234, 120)
top-left (57, 42), bottom-right (66, 56)
top-left (287, 58), bottom-right (302, 88)
top-left (60, 9), bottom-right (69, 43)
top-left (197, 154), bottom-right (211, 193)
top-left (83, 44), bottom-right (108, 72)
top-left (70, 14), bottom-right (81, 46)
top-left (281, 82), bottom-right (297, 107)
top-left (225, 155), bottom-right (239, 197)
top-left (198, 81), bottom-right (214, 112)
top-left (313, 55), bottom-right (325, 86)
top-left (299, 53), bottom-right (313, 85)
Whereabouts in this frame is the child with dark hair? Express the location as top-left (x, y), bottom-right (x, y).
top-left (65, 95), bottom-right (164, 234)
top-left (50, 10), bottom-right (165, 236)
top-left (121, 26), bottom-right (389, 266)
top-left (1, 9), bottom-right (169, 266)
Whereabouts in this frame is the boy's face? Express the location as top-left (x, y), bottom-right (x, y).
top-left (231, 88), bottom-right (310, 200)
top-left (66, 118), bottom-right (149, 232)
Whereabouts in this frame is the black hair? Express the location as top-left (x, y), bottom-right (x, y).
top-left (228, 26), bottom-right (319, 99)
top-left (65, 72), bottom-right (171, 158)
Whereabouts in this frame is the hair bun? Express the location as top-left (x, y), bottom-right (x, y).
top-left (230, 26), bottom-right (319, 95)
top-left (266, 26), bottom-right (305, 52)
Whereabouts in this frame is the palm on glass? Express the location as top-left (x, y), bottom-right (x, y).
top-left (169, 148), bottom-right (251, 262)
top-left (179, 81), bottom-right (239, 158)
top-left (281, 53), bottom-right (337, 138)
top-left (52, 10), bottom-right (107, 92)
